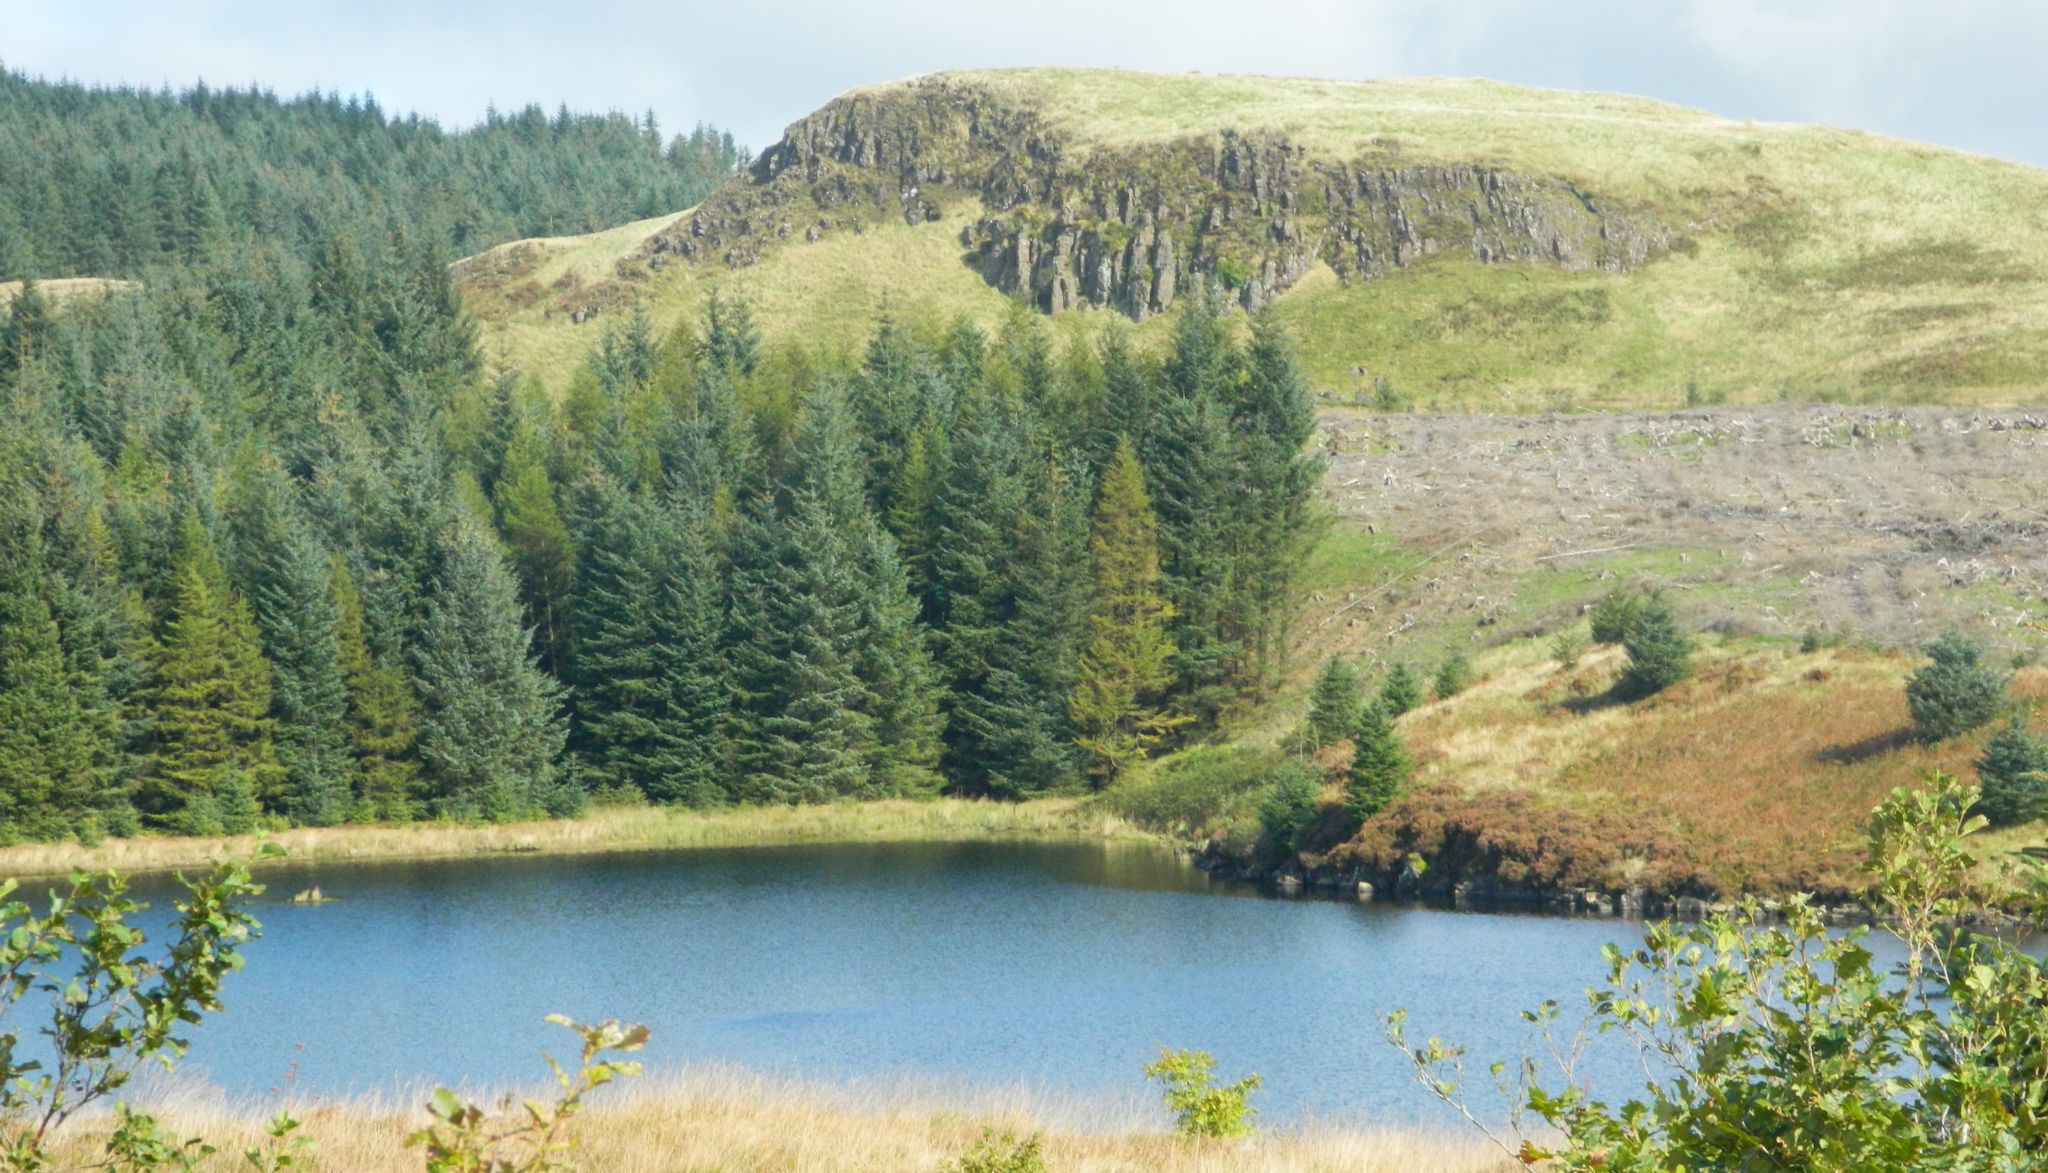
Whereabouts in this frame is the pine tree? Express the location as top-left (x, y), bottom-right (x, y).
top-left (851, 517), bottom-right (947, 796)
top-left (140, 513), bottom-right (284, 831)
top-left (1, 279), bottom-right (52, 377)
top-left (1975, 716), bottom-right (2048, 827)
top-left (1619, 593), bottom-right (1695, 699)
top-left (1345, 701), bottom-right (1410, 825)
top-left (413, 518), bottom-right (569, 821)
top-left (1070, 438), bottom-right (1186, 783)
top-left (1907, 631), bottom-right (2010, 742)
top-left (330, 560), bottom-right (422, 819)
top-left (1379, 662), bottom-right (1423, 716)
top-left (1306, 655), bottom-right (1365, 749)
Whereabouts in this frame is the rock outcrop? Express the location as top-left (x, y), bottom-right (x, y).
top-left (642, 76), bottom-right (1674, 321)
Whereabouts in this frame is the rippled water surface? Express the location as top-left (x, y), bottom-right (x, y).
top-left (120, 840), bottom-right (1664, 1123)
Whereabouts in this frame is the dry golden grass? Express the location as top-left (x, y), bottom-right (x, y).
top-left (0, 798), bottom-right (1131, 882)
top-left (0, 277), bottom-right (140, 306)
top-left (55, 1069), bottom-right (1510, 1173)
top-left (1394, 635), bottom-right (2048, 891)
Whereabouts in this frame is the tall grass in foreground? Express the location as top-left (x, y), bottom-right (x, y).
top-left (0, 799), bottom-right (1138, 881)
top-left (69, 1067), bottom-right (1511, 1173)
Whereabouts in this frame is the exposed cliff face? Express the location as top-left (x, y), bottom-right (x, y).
top-left (643, 77), bottom-right (1674, 321)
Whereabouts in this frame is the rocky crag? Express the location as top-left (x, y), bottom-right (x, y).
top-left (640, 75), bottom-right (1675, 320)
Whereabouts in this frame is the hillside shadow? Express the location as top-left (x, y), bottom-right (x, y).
top-left (1558, 687), bottom-right (1633, 716)
top-left (1817, 727), bottom-right (1916, 765)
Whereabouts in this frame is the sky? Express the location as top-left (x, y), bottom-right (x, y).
top-left (8, 0), bottom-right (2046, 167)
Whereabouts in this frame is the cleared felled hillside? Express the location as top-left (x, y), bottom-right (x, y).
top-left (458, 68), bottom-right (2048, 407)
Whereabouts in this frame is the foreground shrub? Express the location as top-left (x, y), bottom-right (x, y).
top-left (1389, 772), bottom-right (2048, 1170)
top-left (1144, 1049), bottom-right (1260, 1139)
top-left (1099, 745), bottom-right (1283, 845)
top-left (1907, 631), bottom-right (2010, 741)
top-left (410, 1015), bottom-right (649, 1173)
top-left (944, 1128), bottom-right (1048, 1173)
top-left (0, 853), bottom-right (295, 1171)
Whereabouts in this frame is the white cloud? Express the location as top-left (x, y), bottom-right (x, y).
top-left (4, 0), bottom-right (2043, 165)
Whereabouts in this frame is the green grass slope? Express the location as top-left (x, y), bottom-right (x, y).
top-left (459, 68), bottom-right (2048, 408)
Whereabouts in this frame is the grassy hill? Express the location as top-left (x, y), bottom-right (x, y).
top-left (458, 68), bottom-right (2048, 408)
top-left (1113, 629), bottom-right (2048, 902)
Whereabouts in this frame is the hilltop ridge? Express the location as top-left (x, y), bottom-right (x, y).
top-left (458, 68), bottom-right (2048, 408)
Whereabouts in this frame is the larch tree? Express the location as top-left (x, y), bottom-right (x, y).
top-left (140, 512), bottom-right (284, 831)
top-left (330, 559), bottom-right (422, 819)
top-left (1070, 437), bottom-right (1185, 784)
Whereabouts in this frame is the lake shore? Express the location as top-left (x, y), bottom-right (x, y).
top-left (0, 798), bottom-right (1147, 881)
top-left (78, 1068), bottom-right (1513, 1172)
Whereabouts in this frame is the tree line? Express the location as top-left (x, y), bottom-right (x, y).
top-left (0, 252), bottom-right (1319, 837)
top-left (0, 67), bottom-right (744, 281)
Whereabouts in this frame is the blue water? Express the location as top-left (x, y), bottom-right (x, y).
top-left (110, 840), bottom-right (1662, 1125)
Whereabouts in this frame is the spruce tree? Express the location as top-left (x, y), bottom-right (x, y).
top-left (0, 557), bottom-right (121, 839)
top-left (1070, 438), bottom-right (1185, 783)
top-left (1230, 310), bottom-right (1322, 690)
top-left (927, 387), bottom-right (1044, 793)
top-left (1619, 594), bottom-right (1695, 699)
top-left (230, 464), bottom-right (354, 825)
top-left (1306, 655), bottom-right (1365, 749)
top-left (1974, 716), bottom-right (2048, 827)
top-left (1434, 652), bottom-right (1473, 701)
top-left (492, 420), bottom-right (576, 674)
top-left (1345, 700), bottom-right (1410, 825)
top-left (1907, 632), bottom-right (2010, 742)
top-left (1379, 662), bottom-right (1424, 716)
top-left (330, 560), bottom-right (423, 819)
top-left (572, 480), bottom-right (729, 805)
top-left (140, 513), bottom-right (284, 831)
top-left (1147, 291), bottom-right (1251, 719)
top-left (723, 393), bottom-right (938, 803)
top-left (413, 517), bottom-right (569, 821)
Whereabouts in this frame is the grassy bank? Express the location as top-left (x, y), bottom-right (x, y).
top-left (0, 798), bottom-right (1135, 882)
top-left (66, 1069), bottom-right (1508, 1172)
